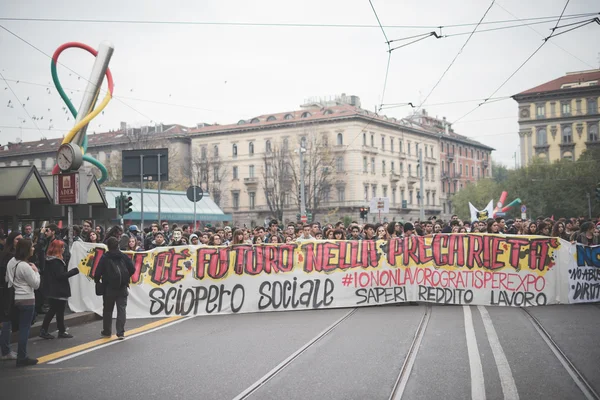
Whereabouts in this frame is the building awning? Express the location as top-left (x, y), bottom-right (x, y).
top-left (0, 166), bottom-right (51, 202)
top-left (104, 187), bottom-right (232, 222)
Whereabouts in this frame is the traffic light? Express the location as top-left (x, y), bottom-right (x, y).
top-left (359, 207), bottom-right (369, 219)
top-left (122, 191), bottom-right (133, 215)
top-left (297, 185), bottom-right (302, 204)
top-left (296, 213), bottom-right (301, 222)
top-left (307, 212), bottom-right (313, 223)
top-left (115, 195), bottom-right (123, 215)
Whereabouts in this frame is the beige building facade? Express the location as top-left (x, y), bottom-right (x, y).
top-left (513, 69), bottom-right (600, 166)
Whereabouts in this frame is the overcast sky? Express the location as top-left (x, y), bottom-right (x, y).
top-left (1, 0), bottom-right (598, 167)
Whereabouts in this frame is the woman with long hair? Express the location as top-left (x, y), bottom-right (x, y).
top-left (551, 221), bottom-right (569, 240)
top-left (86, 231), bottom-right (100, 244)
top-left (208, 234), bottom-right (223, 246)
top-left (39, 240), bottom-right (79, 340)
top-left (95, 226), bottom-right (105, 242)
top-left (5, 238), bottom-right (40, 366)
top-left (231, 230), bottom-right (245, 245)
top-left (333, 229), bottom-right (345, 241)
top-left (527, 222), bottom-right (538, 235)
top-left (269, 235), bottom-right (281, 244)
top-left (325, 229), bottom-right (335, 240)
top-left (126, 237), bottom-right (142, 252)
top-left (487, 220), bottom-right (500, 234)
top-left (376, 225), bottom-right (389, 240)
top-left (537, 221), bottom-right (551, 236)
top-left (1, 231), bottom-right (23, 361)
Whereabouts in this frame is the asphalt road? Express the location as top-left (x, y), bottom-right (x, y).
top-left (1, 304), bottom-right (599, 400)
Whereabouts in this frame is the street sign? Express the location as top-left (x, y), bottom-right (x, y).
top-left (122, 148), bottom-right (169, 182)
top-left (495, 212), bottom-right (506, 217)
top-left (521, 212), bottom-right (527, 220)
top-left (370, 197), bottom-right (389, 214)
top-left (521, 205), bottom-right (527, 213)
top-left (186, 186), bottom-right (203, 202)
top-left (54, 173), bottom-right (80, 205)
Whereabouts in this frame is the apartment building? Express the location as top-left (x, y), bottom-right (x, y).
top-left (513, 69), bottom-right (600, 165)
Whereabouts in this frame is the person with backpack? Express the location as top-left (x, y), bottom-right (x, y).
top-left (93, 237), bottom-right (135, 340)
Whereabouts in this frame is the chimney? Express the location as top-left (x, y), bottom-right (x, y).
top-left (120, 121), bottom-right (127, 131)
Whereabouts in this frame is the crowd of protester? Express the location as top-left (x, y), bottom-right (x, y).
top-left (0, 214), bottom-right (598, 367)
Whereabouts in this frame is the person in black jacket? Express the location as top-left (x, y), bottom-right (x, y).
top-left (0, 231), bottom-right (23, 360)
top-left (94, 237), bottom-right (135, 340)
top-left (39, 240), bottom-right (79, 340)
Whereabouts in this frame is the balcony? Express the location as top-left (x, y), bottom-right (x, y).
top-left (244, 177), bottom-right (259, 186)
top-left (533, 144), bottom-right (550, 155)
top-left (452, 173), bottom-right (462, 181)
top-left (389, 172), bottom-right (401, 183)
top-left (441, 172), bottom-right (451, 181)
top-left (482, 160), bottom-right (489, 168)
top-left (361, 145), bottom-right (378, 155)
top-left (425, 156), bottom-right (437, 165)
top-left (407, 174), bottom-right (418, 184)
top-left (398, 152), bottom-right (407, 159)
top-left (447, 152), bottom-right (455, 161)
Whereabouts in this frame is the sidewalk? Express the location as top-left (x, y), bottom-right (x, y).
top-left (8, 311), bottom-right (100, 342)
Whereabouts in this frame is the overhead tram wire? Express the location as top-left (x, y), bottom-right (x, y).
top-left (0, 24), bottom-right (155, 125)
top-left (0, 70), bottom-right (43, 135)
top-left (452, 0), bottom-right (597, 124)
top-left (0, 13), bottom-right (597, 29)
top-left (412, 0), bottom-right (496, 118)
top-left (495, 2), bottom-right (597, 69)
top-left (368, 0), bottom-right (392, 111)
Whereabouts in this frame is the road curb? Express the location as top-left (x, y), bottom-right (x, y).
top-left (9, 311), bottom-right (101, 342)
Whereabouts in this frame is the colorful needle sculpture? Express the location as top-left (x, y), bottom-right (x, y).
top-left (50, 42), bottom-right (114, 184)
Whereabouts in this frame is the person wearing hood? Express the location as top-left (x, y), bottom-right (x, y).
top-left (189, 234), bottom-right (201, 246)
top-left (94, 237), bottom-right (135, 339)
top-left (39, 240), bottom-right (79, 340)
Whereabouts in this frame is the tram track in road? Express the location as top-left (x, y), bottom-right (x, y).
top-left (388, 305), bottom-right (432, 400)
top-left (521, 307), bottom-right (600, 400)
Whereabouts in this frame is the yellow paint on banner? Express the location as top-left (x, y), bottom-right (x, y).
top-left (37, 316), bottom-right (182, 364)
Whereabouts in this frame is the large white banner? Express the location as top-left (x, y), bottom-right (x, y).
top-left (67, 235), bottom-right (589, 319)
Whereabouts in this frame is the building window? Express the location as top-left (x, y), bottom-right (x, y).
top-left (536, 104), bottom-right (545, 118)
top-left (426, 192), bottom-right (430, 205)
top-left (400, 162), bottom-right (403, 175)
top-left (213, 145), bottom-right (219, 157)
top-left (392, 188), bottom-right (396, 204)
top-left (470, 149), bottom-right (473, 159)
top-left (407, 142), bottom-right (411, 156)
top-left (399, 141), bottom-right (403, 153)
top-left (465, 166), bottom-right (468, 177)
top-left (249, 165), bottom-right (255, 178)
top-left (249, 192), bottom-right (255, 210)
top-left (390, 138), bottom-right (394, 152)
top-left (460, 163), bottom-right (463, 174)
top-left (432, 192), bottom-right (436, 206)
top-left (442, 181), bottom-right (446, 193)
top-left (370, 133), bottom-right (375, 147)
top-left (561, 102), bottom-right (571, 116)
top-left (266, 164), bottom-right (272, 177)
top-left (408, 164), bottom-right (412, 176)
top-left (382, 160), bottom-right (386, 175)
top-left (401, 189), bottom-right (405, 203)
top-left (266, 140), bottom-right (272, 153)
top-left (588, 98), bottom-right (598, 115)
top-left (249, 142), bottom-right (254, 155)
top-left (550, 102), bottom-right (556, 117)
top-left (232, 144), bottom-right (238, 157)
top-left (283, 138), bottom-right (289, 150)
top-left (562, 125), bottom-right (573, 143)
top-left (471, 166), bottom-right (474, 177)
top-left (301, 112), bottom-right (311, 118)
top-left (372, 185), bottom-right (376, 198)
top-left (364, 185), bottom-right (369, 201)
top-left (284, 113), bottom-right (293, 120)
top-left (425, 166), bottom-right (429, 180)
top-left (391, 161), bottom-right (395, 172)
top-left (363, 157), bottom-right (368, 173)
top-left (362, 132), bottom-right (367, 146)
top-left (537, 128), bottom-right (547, 145)
top-left (201, 147), bottom-right (207, 160)
top-left (337, 133), bottom-right (343, 146)
top-left (587, 123), bottom-right (598, 142)
top-left (337, 188), bottom-right (345, 202)
top-left (459, 146), bottom-right (462, 156)
top-left (576, 99), bottom-right (582, 115)
top-left (383, 185), bottom-right (388, 198)
top-left (233, 166), bottom-right (238, 179)
top-left (336, 157), bottom-right (344, 172)
top-left (371, 157), bottom-right (375, 174)
top-left (431, 167), bottom-right (435, 180)
top-left (381, 136), bottom-right (385, 151)
top-left (409, 190), bottom-right (413, 205)
top-left (232, 193), bottom-right (240, 209)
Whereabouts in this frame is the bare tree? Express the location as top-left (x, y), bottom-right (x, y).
top-left (290, 129), bottom-right (339, 221)
top-left (190, 151), bottom-right (229, 208)
top-left (261, 141), bottom-right (294, 222)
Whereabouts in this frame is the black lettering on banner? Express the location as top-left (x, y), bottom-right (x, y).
top-left (416, 285), bottom-right (473, 305)
top-left (257, 278), bottom-right (334, 310)
top-left (147, 284), bottom-right (246, 316)
top-left (572, 282), bottom-right (600, 301)
top-left (490, 290), bottom-right (547, 306)
top-left (355, 286), bottom-right (406, 305)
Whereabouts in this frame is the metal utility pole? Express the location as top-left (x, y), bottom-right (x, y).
top-left (298, 147), bottom-right (307, 223)
top-left (157, 153), bottom-right (162, 225)
top-left (419, 149), bottom-right (425, 221)
top-left (140, 155), bottom-right (144, 229)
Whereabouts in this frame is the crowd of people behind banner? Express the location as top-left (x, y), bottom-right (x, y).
top-left (0, 213), bottom-right (598, 367)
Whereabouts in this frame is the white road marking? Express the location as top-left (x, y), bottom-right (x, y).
top-left (232, 308), bottom-right (357, 400)
top-left (463, 305), bottom-right (486, 400)
top-left (48, 316), bottom-right (195, 364)
top-left (478, 306), bottom-right (519, 400)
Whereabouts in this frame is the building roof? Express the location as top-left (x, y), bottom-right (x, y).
top-left (515, 69), bottom-right (600, 96)
top-left (0, 124), bottom-right (189, 159)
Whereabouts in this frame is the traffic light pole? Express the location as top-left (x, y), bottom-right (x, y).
top-left (120, 191), bottom-right (124, 229)
top-left (140, 155), bottom-right (144, 230)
